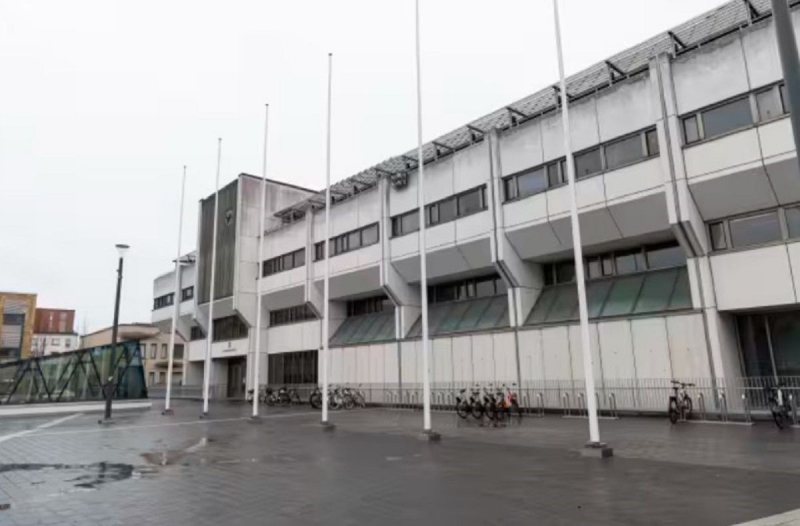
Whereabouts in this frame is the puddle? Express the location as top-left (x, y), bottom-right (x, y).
top-left (0, 462), bottom-right (135, 489)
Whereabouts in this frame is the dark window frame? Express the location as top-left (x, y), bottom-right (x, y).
top-left (707, 205), bottom-right (800, 253)
top-left (425, 185), bottom-right (487, 227)
top-left (181, 286), bottom-right (194, 302)
top-left (212, 315), bottom-right (249, 342)
top-left (153, 293), bottom-right (175, 310)
top-left (313, 222), bottom-right (381, 261)
top-left (269, 304), bottom-right (317, 327)
top-left (263, 248), bottom-right (306, 277)
top-left (428, 275), bottom-right (507, 305)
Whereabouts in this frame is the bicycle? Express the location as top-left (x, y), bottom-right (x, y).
top-left (668, 380), bottom-right (694, 424)
top-left (455, 386), bottom-right (480, 419)
top-left (765, 384), bottom-right (792, 430)
top-left (497, 383), bottom-right (522, 421)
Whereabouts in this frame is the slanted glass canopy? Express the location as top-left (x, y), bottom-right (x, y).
top-left (526, 267), bottom-right (692, 326)
top-left (408, 295), bottom-right (510, 338)
top-left (0, 341), bottom-right (147, 405)
top-left (330, 312), bottom-right (396, 346)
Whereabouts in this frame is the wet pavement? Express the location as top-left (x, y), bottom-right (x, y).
top-left (0, 400), bottom-right (799, 525)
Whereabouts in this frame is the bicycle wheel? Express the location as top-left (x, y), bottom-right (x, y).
top-left (344, 395), bottom-right (355, 410)
top-left (682, 397), bottom-right (693, 421)
top-left (309, 392), bottom-right (322, 410)
top-left (456, 400), bottom-right (470, 419)
top-left (668, 399), bottom-right (680, 424)
top-left (470, 401), bottom-right (484, 420)
top-left (512, 400), bottom-right (523, 419)
top-left (771, 402), bottom-right (785, 429)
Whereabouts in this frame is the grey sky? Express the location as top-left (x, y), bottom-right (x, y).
top-left (0, 0), bottom-right (725, 332)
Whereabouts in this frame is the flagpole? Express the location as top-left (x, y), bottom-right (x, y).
top-left (253, 105), bottom-right (269, 419)
top-left (163, 165), bottom-right (187, 415)
top-left (552, 0), bottom-right (607, 453)
top-left (321, 53), bottom-right (333, 426)
top-left (415, 0), bottom-right (435, 438)
top-left (202, 138), bottom-right (222, 417)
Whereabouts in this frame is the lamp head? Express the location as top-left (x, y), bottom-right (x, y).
top-left (115, 244), bottom-right (130, 259)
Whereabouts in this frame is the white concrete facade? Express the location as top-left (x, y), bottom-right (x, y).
top-left (176, 5), bottom-right (800, 406)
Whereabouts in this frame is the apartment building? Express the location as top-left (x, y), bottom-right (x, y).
top-left (0, 292), bottom-right (36, 363)
top-left (184, 0), bottom-right (800, 407)
top-left (31, 308), bottom-right (80, 356)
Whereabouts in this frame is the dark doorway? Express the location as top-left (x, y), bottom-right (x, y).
top-left (226, 357), bottom-right (247, 399)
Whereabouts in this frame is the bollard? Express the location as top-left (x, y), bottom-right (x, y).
top-left (576, 392), bottom-right (586, 418)
top-left (562, 392), bottom-right (571, 416)
top-left (718, 392), bottom-right (728, 422)
top-left (697, 393), bottom-right (706, 421)
top-left (595, 392), bottom-right (602, 418)
top-left (791, 394), bottom-right (798, 427)
top-left (536, 392), bottom-right (545, 417)
top-left (742, 393), bottom-right (751, 424)
top-left (521, 393), bottom-right (531, 415)
top-left (607, 393), bottom-right (618, 419)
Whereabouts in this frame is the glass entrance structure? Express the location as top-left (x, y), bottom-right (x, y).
top-left (0, 341), bottom-right (147, 405)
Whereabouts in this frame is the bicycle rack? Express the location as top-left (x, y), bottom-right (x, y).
top-left (697, 393), bottom-right (707, 421)
top-left (562, 392), bottom-right (571, 417)
top-left (718, 392), bottom-right (729, 423)
top-left (742, 393), bottom-right (752, 424)
top-left (521, 392), bottom-right (530, 414)
top-left (595, 392), bottom-right (602, 417)
top-left (607, 392), bottom-right (619, 419)
top-left (576, 392), bottom-right (586, 417)
top-left (791, 394), bottom-right (799, 428)
top-left (536, 392), bottom-right (545, 417)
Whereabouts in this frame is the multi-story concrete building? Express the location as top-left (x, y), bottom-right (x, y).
top-left (186, 1), bottom-right (800, 408)
top-left (0, 292), bottom-right (37, 363)
top-left (31, 308), bottom-right (79, 356)
top-left (150, 252), bottom-right (197, 387)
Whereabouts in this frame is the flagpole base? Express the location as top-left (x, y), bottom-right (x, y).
top-left (419, 430), bottom-right (441, 442)
top-left (249, 415), bottom-right (262, 423)
top-left (97, 418), bottom-right (115, 426)
top-left (199, 412), bottom-right (209, 420)
top-left (161, 409), bottom-right (174, 416)
top-left (581, 441), bottom-right (613, 458)
top-left (320, 421), bottom-right (336, 432)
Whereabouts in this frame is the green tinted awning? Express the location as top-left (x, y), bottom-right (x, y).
top-left (408, 296), bottom-right (510, 338)
top-left (329, 312), bottom-right (396, 346)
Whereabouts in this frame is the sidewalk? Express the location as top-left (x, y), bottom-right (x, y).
top-left (0, 400), bottom-right (798, 525)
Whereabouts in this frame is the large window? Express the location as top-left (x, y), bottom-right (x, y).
top-left (426, 186), bottom-right (486, 227)
top-left (708, 205), bottom-right (800, 252)
top-left (153, 293), bottom-right (174, 310)
top-left (683, 84), bottom-right (790, 145)
top-left (428, 275), bottom-right (507, 304)
top-left (212, 315), bottom-right (249, 342)
top-left (267, 350), bottom-right (318, 385)
top-left (346, 296), bottom-right (391, 317)
top-left (181, 286), bottom-right (194, 301)
top-left (391, 209), bottom-right (420, 237)
top-left (544, 242), bottom-right (686, 285)
top-left (263, 248), bottom-right (305, 277)
top-left (269, 304), bottom-right (317, 327)
top-left (501, 127), bottom-right (658, 202)
top-left (314, 223), bottom-right (380, 260)
top-left (739, 312), bottom-right (800, 378)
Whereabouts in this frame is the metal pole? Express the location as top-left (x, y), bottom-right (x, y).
top-left (552, 0), bottom-right (603, 447)
top-left (771, 0), bottom-right (800, 171)
top-left (202, 138), bottom-right (222, 416)
top-left (253, 105), bottom-right (269, 419)
top-left (415, 0), bottom-right (434, 435)
top-left (164, 166), bottom-right (187, 415)
top-left (103, 254), bottom-right (124, 421)
top-left (322, 53), bottom-right (332, 425)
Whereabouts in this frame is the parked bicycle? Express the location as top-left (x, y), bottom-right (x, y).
top-left (497, 383), bottom-right (522, 421)
top-left (455, 385), bottom-right (484, 419)
top-left (264, 386), bottom-right (301, 406)
top-left (309, 385), bottom-right (366, 411)
top-left (765, 383), bottom-right (792, 430)
top-left (668, 380), bottom-right (694, 424)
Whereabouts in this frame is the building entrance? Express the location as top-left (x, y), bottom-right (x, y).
top-left (738, 311), bottom-right (800, 378)
top-left (226, 357), bottom-right (247, 398)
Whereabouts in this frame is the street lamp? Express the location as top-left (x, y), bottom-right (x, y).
top-left (101, 243), bottom-right (129, 423)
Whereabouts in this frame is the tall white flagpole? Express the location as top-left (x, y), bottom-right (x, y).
top-left (253, 104), bottom-right (269, 419)
top-left (552, 0), bottom-right (604, 449)
top-left (164, 165), bottom-right (187, 415)
top-left (202, 138), bottom-right (222, 416)
top-left (322, 53), bottom-right (333, 425)
top-left (415, 0), bottom-right (434, 436)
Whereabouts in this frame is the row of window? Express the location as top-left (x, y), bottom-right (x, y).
top-left (153, 287), bottom-right (195, 310)
top-left (683, 83), bottom-right (788, 145)
top-left (269, 304), bottom-right (317, 327)
top-left (190, 326), bottom-right (205, 341)
top-left (143, 343), bottom-right (184, 360)
top-left (314, 223), bottom-right (379, 260)
top-left (346, 296), bottom-right (392, 317)
top-left (503, 128), bottom-right (659, 202)
top-left (391, 186), bottom-right (488, 238)
top-left (263, 248), bottom-right (305, 277)
top-left (709, 205), bottom-right (800, 252)
top-left (544, 242), bottom-right (686, 286)
top-left (2, 313), bottom-right (24, 326)
top-left (212, 315), bottom-right (249, 342)
top-left (428, 275), bottom-right (507, 305)
top-left (267, 350), bottom-right (318, 386)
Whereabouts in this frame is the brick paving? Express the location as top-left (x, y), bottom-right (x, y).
top-left (0, 400), bottom-right (799, 525)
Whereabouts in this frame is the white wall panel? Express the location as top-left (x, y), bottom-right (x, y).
top-left (666, 314), bottom-right (711, 380)
top-left (759, 118), bottom-right (796, 159)
top-left (356, 346), bottom-right (371, 384)
top-left (400, 341), bottom-right (416, 384)
top-left (630, 318), bottom-right (673, 379)
top-left (432, 338), bottom-right (453, 385)
top-left (596, 75), bottom-right (655, 141)
top-left (453, 141), bottom-right (490, 193)
top-left (742, 22), bottom-right (782, 89)
top-left (499, 120), bottom-right (544, 176)
top-left (493, 332), bottom-right (517, 383)
top-left (518, 329), bottom-right (545, 383)
top-left (568, 98), bottom-right (600, 153)
top-left (384, 344), bottom-right (399, 384)
top-left (683, 129), bottom-right (762, 179)
top-left (597, 320), bottom-right (635, 380)
top-left (568, 324), bottom-right (603, 382)
top-left (423, 157), bottom-right (455, 204)
top-left (451, 335), bottom-right (473, 384)
top-left (502, 192), bottom-right (548, 228)
top-left (604, 158), bottom-right (663, 202)
top-left (541, 327), bottom-right (571, 381)
top-left (711, 246), bottom-right (796, 310)
top-left (471, 334), bottom-right (495, 383)
top-left (369, 344), bottom-right (383, 384)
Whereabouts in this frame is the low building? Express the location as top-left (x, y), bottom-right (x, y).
top-left (0, 292), bottom-right (37, 363)
top-left (80, 323), bottom-right (177, 387)
top-left (31, 308), bottom-right (80, 356)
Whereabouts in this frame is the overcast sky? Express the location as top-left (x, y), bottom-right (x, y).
top-left (0, 0), bottom-right (726, 332)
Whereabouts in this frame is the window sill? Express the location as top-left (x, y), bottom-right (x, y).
top-left (269, 319), bottom-right (318, 328)
top-left (524, 306), bottom-right (698, 329)
top-left (426, 206), bottom-right (488, 228)
top-left (313, 240), bottom-right (380, 262)
top-left (683, 123), bottom-right (758, 149)
top-left (709, 237), bottom-right (796, 256)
